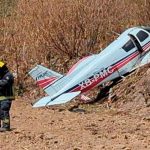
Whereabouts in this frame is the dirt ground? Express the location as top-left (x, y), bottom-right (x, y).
top-left (0, 67), bottom-right (150, 150)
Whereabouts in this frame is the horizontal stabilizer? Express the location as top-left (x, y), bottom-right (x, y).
top-left (32, 91), bottom-right (81, 108)
top-left (32, 96), bottom-right (52, 108)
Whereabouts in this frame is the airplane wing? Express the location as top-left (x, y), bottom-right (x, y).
top-left (32, 91), bottom-right (81, 107)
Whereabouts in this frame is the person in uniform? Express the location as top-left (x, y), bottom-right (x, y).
top-left (0, 61), bottom-right (15, 132)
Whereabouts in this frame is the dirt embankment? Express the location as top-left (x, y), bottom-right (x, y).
top-left (0, 65), bottom-right (150, 150)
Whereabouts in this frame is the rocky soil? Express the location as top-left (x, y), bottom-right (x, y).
top-left (0, 65), bottom-right (150, 150)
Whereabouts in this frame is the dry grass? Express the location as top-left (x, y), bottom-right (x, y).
top-left (0, 0), bottom-right (150, 90)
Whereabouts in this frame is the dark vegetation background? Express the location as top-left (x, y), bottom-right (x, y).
top-left (0, 0), bottom-right (150, 95)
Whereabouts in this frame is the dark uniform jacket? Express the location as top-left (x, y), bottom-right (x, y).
top-left (0, 71), bottom-right (15, 101)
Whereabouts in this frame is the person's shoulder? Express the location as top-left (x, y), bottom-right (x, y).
top-left (5, 71), bottom-right (14, 79)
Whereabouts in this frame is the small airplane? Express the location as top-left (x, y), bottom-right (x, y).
top-left (29, 26), bottom-right (150, 108)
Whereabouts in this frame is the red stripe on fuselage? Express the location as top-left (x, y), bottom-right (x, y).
top-left (71, 51), bottom-right (140, 93)
top-left (143, 42), bottom-right (150, 52)
top-left (37, 77), bottom-right (57, 88)
top-left (113, 51), bottom-right (139, 69)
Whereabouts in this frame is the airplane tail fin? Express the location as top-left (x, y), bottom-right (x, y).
top-left (29, 65), bottom-right (63, 89)
top-left (32, 91), bottom-right (81, 108)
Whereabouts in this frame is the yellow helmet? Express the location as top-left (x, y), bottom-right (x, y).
top-left (0, 61), bottom-right (5, 68)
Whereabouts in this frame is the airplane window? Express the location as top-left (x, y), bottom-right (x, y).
top-left (122, 40), bottom-right (135, 52)
top-left (136, 31), bottom-right (149, 42)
